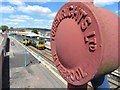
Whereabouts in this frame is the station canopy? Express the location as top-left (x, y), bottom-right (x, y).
top-left (26, 33), bottom-right (44, 37)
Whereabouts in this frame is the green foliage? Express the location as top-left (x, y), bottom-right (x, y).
top-left (32, 30), bottom-right (38, 34)
top-left (1, 25), bottom-right (8, 32)
top-left (10, 27), bottom-right (13, 29)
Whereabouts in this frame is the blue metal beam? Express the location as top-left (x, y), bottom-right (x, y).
top-left (91, 75), bottom-right (110, 90)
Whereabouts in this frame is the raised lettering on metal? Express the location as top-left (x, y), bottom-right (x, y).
top-left (81, 17), bottom-right (92, 32)
top-left (84, 31), bottom-right (97, 52)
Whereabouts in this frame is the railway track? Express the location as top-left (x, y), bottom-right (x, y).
top-left (107, 74), bottom-right (120, 89)
top-left (41, 49), bottom-right (52, 57)
top-left (28, 46), bottom-right (54, 66)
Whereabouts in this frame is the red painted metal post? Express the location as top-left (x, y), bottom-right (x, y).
top-left (68, 83), bottom-right (87, 90)
top-left (50, 0), bottom-right (119, 88)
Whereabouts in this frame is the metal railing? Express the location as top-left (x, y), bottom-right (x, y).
top-left (0, 36), bottom-right (8, 89)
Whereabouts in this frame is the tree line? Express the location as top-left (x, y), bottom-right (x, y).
top-left (0, 25), bottom-right (49, 35)
top-left (0, 25), bottom-right (13, 32)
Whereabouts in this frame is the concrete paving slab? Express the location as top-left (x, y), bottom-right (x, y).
top-left (10, 64), bottom-right (66, 88)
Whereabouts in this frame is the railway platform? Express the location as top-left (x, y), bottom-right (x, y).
top-left (2, 36), bottom-right (67, 88)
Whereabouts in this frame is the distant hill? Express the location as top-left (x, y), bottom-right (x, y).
top-left (14, 28), bottom-right (51, 34)
top-left (15, 28), bottom-right (50, 31)
top-left (25, 28), bottom-right (50, 31)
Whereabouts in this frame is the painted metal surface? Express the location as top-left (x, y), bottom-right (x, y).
top-left (0, 36), bottom-right (8, 89)
top-left (68, 83), bottom-right (87, 90)
top-left (91, 75), bottom-right (110, 89)
top-left (50, 1), bottom-right (119, 85)
top-left (0, 48), bottom-right (4, 90)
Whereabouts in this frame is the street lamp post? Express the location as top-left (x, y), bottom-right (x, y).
top-left (24, 34), bottom-right (27, 67)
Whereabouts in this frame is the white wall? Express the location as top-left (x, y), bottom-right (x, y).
top-left (0, 30), bottom-right (2, 33)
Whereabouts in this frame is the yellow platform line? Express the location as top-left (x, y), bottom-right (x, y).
top-left (113, 70), bottom-right (120, 75)
top-left (10, 36), bottom-right (67, 86)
